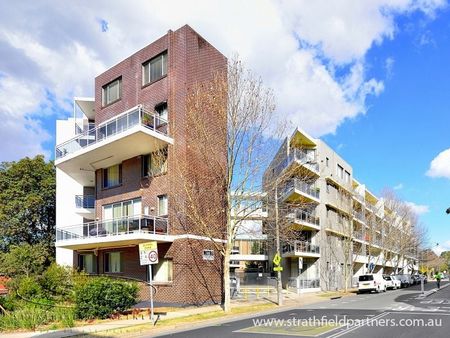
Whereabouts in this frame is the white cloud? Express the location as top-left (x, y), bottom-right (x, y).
top-left (427, 148), bottom-right (450, 179)
top-left (405, 201), bottom-right (430, 215)
top-left (0, 0), bottom-right (446, 160)
top-left (393, 183), bottom-right (404, 190)
top-left (433, 240), bottom-right (450, 255)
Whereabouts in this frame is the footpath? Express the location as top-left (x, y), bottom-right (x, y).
top-left (1, 290), bottom-right (355, 338)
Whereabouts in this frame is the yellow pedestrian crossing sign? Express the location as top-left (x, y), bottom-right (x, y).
top-left (273, 252), bottom-right (281, 266)
top-left (274, 266), bottom-right (283, 272)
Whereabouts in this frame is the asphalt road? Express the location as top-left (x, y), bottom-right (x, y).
top-left (150, 281), bottom-right (450, 338)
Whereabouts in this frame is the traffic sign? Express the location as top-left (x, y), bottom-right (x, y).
top-left (274, 266), bottom-right (283, 272)
top-left (139, 241), bottom-right (159, 265)
top-left (273, 252), bottom-right (281, 266)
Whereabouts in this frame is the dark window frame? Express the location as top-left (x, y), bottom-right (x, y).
top-left (102, 164), bottom-right (122, 189)
top-left (102, 77), bottom-right (122, 107)
top-left (142, 51), bottom-right (168, 87)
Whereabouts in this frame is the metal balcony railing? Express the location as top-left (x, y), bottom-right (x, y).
top-left (56, 214), bottom-right (168, 242)
top-left (288, 277), bottom-right (320, 289)
top-left (281, 179), bottom-right (320, 200)
top-left (353, 230), bottom-right (365, 241)
top-left (274, 148), bottom-right (319, 176)
top-left (75, 195), bottom-right (95, 209)
top-left (282, 241), bottom-right (320, 255)
top-left (55, 105), bottom-right (168, 160)
top-left (287, 209), bottom-right (320, 227)
top-left (353, 210), bottom-right (365, 223)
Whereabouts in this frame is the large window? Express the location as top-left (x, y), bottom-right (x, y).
top-left (158, 195), bottom-right (168, 216)
top-left (79, 253), bottom-right (94, 273)
top-left (143, 52), bottom-right (167, 85)
top-left (151, 258), bottom-right (173, 282)
top-left (337, 164), bottom-right (344, 180)
top-left (102, 77), bottom-right (122, 106)
top-left (105, 252), bottom-right (121, 273)
top-left (142, 147), bottom-right (168, 177)
top-left (103, 164), bottom-right (122, 189)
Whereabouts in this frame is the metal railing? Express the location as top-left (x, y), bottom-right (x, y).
top-left (281, 178), bottom-right (320, 200)
top-left (55, 105), bottom-right (168, 160)
top-left (353, 193), bottom-right (365, 204)
top-left (75, 195), bottom-right (95, 209)
top-left (275, 148), bottom-right (319, 176)
top-left (353, 210), bottom-right (365, 222)
top-left (288, 277), bottom-right (320, 289)
top-left (56, 214), bottom-right (168, 242)
top-left (287, 209), bottom-right (320, 227)
top-left (282, 241), bottom-right (320, 255)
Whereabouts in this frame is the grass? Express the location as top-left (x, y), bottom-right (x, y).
top-left (318, 290), bottom-right (356, 298)
top-left (75, 303), bottom-right (277, 337)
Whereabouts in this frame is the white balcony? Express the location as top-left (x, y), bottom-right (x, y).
top-left (55, 105), bottom-right (173, 185)
top-left (55, 214), bottom-right (172, 250)
top-left (282, 241), bottom-right (320, 258)
top-left (280, 179), bottom-right (320, 204)
top-left (286, 209), bottom-right (320, 231)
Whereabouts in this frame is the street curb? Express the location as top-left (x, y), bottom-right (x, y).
top-left (417, 282), bottom-right (450, 298)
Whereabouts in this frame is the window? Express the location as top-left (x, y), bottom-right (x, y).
top-left (203, 249), bottom-right (214, 261)
top-left (79, 253), bottom-right (94, 273)
top-left (158, 195), bottom-right (168, 216)
top-left (103, 198), bottom-right (141, 220)
top-left (103, 164), bottom-right (122, 188)
top-left (143, 52), bottom-right (167, 85)
top-left (155, 102), bottom-right (168, 123)
top-left (337, 164), bottom-right (344, 180)
top-left (151, 258), bottom-right (173, 282)
top-left (344, 170), bottom-right (351, 183)
top-left (105, 252), bottom-right (122, 273)
top-left (326, 157), bottom-right (329, 167)
top-left (102, 78), bottom-right (122, 106)
top-left (142, 147), bottom-right (168, 177)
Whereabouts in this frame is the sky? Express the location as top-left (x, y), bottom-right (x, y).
top-left (1, 0), bottom-right (450, 253)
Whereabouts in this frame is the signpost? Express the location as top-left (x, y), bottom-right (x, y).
top-left (273, 252), bottom-right (283, 272)
top-left (139, 242), bottom-right (158, 323)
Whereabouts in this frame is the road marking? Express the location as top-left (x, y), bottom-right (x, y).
top-left (326, 312), bottom-right (390, 338)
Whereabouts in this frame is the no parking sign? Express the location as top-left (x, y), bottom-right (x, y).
top-left (139, 241), bottom-right (159, 265)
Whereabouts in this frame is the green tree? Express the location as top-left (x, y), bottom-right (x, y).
top-left (0, 243), bottom-right (50, 277)
top-left (0, 155), bottom-right (55, 254)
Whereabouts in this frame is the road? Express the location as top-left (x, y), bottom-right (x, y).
top-left (151, 281), bottom-right (450, 338)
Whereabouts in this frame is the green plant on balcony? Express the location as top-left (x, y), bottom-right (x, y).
top-left (141, 113), bottom-right (154, 127)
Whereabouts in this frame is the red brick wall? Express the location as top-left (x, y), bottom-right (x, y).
top-left (86, 25), bottom-right (227, 305)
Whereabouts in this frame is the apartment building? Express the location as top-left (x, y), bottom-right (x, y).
top-left (54, 25), bottom-right (227, 305)
top-left (263, 128), bottom-right (419, 293)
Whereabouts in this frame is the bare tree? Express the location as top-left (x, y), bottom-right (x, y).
top-left (172, 58), bottom-right (285, 312)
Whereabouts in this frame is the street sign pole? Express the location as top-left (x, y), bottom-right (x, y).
top-left (149, 264), bottom-right (154, 322)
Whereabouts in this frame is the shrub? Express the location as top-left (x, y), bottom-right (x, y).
top-left (40, 263), bottom-right (73, 301)
top-left (74, 277), bottom-right (138, 319)
top-left (16, 277), bottom-right (43, 300)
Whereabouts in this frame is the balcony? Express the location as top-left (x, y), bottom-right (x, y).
top-left (274, 148), bottom-right (319, 177)
top-left (280, 179), bottom-right (320, 203)
top-left (353, 210), bottom-right (365, 223)
top-left (282, 241), bottom-right (320, 258)
top-left (286, 209), bottom-right (320, 231)
top-left (353, 230), bottom-right (366, 242)
top-left (55, 214), bottom-right (171, 250)
top-left (287, 278), bottom-right (320, 293)
top-left (74, 194), bottom-right (95, 217)
top-left (55, 105), bottom-right (174, 185)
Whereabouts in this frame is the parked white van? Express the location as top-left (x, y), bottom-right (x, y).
top-left (358, 274), bottom-right (387, 293)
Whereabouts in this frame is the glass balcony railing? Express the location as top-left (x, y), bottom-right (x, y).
top-left (56, 214), bottom-right (168, 242)
top-left (274, 148), bottom-right (318, 176)
top-left (282, 241), bottom-right (320, 255)
top-left (281, 178), bottom-right (320, 200)
top-left (287, 209), bottom-right (320, 227)
top-left (55, 106), bottom-right (168, 160)
top-left (75, 195), bottom-right (95, 209)
top-left (353, 210), bottom-right (365, 222)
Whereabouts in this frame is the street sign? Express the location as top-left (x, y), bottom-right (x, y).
top-left (274, 266), bottom-right (283, 272)
top-left (273, 253), bottom-right (281, 266)
top-left (139, 241), bottom-right (159, 265)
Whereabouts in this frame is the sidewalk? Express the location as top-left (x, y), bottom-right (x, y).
top-left (0, 291), bottom-right (352, 338)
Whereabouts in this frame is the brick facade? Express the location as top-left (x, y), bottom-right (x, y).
top-left (73, 25), bottom-right (227, 305)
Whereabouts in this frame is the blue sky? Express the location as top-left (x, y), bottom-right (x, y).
top-left (1, 1), bottom-right (450, 252)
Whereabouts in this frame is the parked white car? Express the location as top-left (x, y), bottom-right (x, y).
top-left (358, 274), bottom-right (387, 293)
top-left (384, 275), bottom-right (400, 290)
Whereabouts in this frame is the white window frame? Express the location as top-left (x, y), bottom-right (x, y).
top-left (142, 52), bottom-right (168, 85)
top-left (102, 78), bottom-right (122, 106)
top-left (157, 195), bottom-right (168, 216)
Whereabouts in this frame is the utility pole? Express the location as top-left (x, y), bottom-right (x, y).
top-left (275, 182), bottom-right (283, 306)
